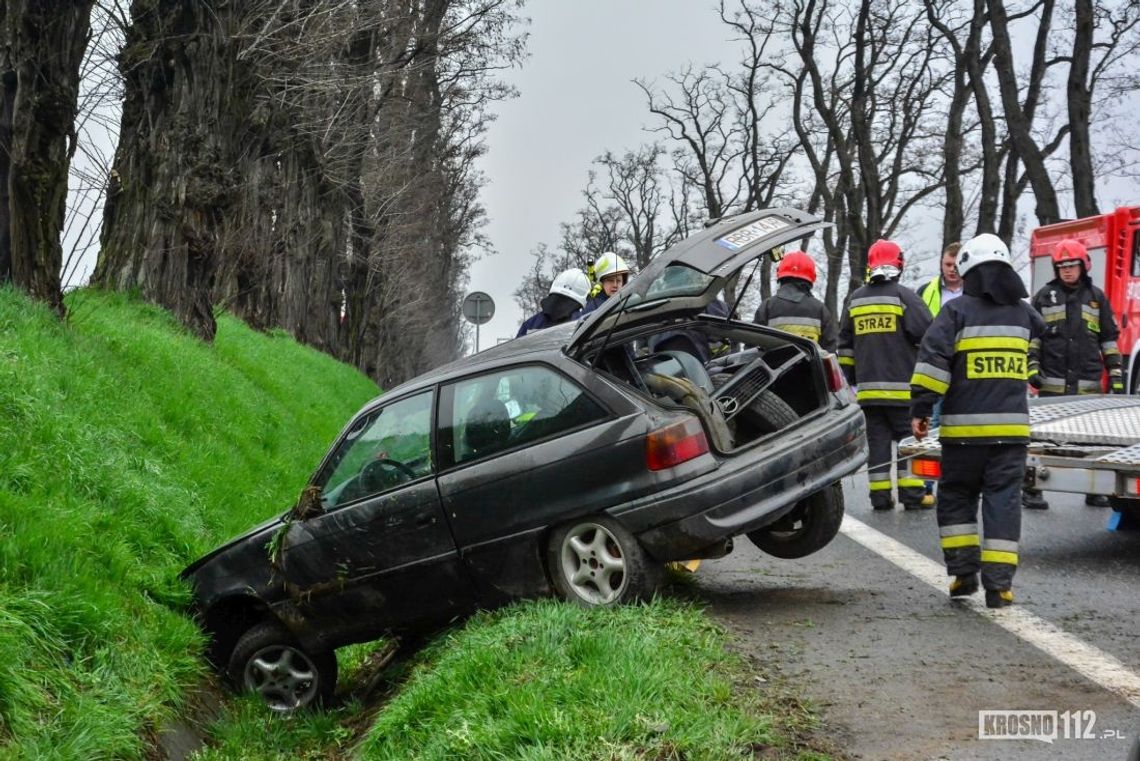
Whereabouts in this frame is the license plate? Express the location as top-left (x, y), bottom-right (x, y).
top-left (716, 216), bottom-right (790, 251)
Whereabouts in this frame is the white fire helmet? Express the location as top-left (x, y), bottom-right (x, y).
top-left (548, 268), bottom-right (591, 307)
top-left (956, 233), bottom-right (1012, 276)
top-left (594, 251), bottom-right (631, 282)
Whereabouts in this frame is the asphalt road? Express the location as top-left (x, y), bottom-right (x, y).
top-left (694, 472), bottom-right (1140, 761)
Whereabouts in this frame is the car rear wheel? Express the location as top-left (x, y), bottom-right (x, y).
top-left (548, 516), bottom-right (657, 606)
top-left (748, 482), bottom-right (845, 559)
top-left (227, 621), bottom-right (336, 712)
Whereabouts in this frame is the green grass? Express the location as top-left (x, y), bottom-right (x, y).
top-left (354, 599), bottom-right (821, 761)
top-left (0, 287), bottom-right (377, 759)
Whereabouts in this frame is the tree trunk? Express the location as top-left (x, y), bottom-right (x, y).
top-left (1068, 0), bottom-right (1099, 218)
top-left (93, 1), bottom-right (243, 341)
top-left (1, 0), bottom-right (93, 314)
top-left (987, 0), bottom-right (1061, 226)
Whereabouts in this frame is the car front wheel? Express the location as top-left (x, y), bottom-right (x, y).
top-left (548, 516), bottom-right (658, 606)
top-left (747, 482), bottom-right (845, 559)
top-left (226, 621), bottom-right (337, 712)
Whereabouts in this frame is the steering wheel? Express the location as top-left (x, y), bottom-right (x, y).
top-left (359, 458), bottom-right (417, 491)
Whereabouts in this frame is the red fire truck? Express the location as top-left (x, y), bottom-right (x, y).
top-left (1028, 206), bottom-right (1140, 392)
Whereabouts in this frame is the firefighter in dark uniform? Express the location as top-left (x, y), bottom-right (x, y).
top-left (1023, 238), bottom-right (1124, 509)
top-left (517, 268), bottom-right (590, 337)
top-left (910, 233), bottom-right (1046, 608)
top-left (838, 239), bottom-right (933, 510)
top-left (753, 250), bottom-right (838, 352)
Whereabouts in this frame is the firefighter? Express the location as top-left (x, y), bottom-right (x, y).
top-left (1023, 238), bottom-right (1123, 509)
top-left (753, 250), bottom-right (838, 352)
top-left (838, 239), bottom-right (933, 510)
top-left (910, 233), bottom-right (1046, 608)
top-left (582, 251), bottom-right (631, 314)
top-left (913, 242), bottom-right (965, 506)
top-left (517, 268), bottom-right (590, 337)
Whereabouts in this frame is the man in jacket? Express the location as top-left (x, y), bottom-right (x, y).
top-left (1023, 239), bottom-right (1123, 509)
top-left (581, 251), bottom-right (631, 314)
top-left (754, 250), bottom-right (838, 352)
top-left (910, 233), bottom-right (1046, 608)
top-left (839, 239), bottom-right (933, 510)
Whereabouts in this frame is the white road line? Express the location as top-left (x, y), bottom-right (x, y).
top-left (840, 514), bottom-right (1140, 710)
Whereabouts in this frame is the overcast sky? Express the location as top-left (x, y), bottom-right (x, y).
top-left (466, 0), bottom-right (734, 348)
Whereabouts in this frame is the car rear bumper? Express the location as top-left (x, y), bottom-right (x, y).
top-left (615, 401), bottom-right (867, 560)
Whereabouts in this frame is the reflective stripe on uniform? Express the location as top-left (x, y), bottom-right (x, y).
top-left (850, 304), bottom-right (904, 317)
top-left (768, 316), bottom-right (822, 342)
top-left (1041, 305), bottom-right (1065, 323)
top-left (940, 523), bottom-right (979, 537)
top-left (1102, 340), bottom-right (1121, 356)
top-left (941, 534), bottom-right (981, 549)
top-left (1077, 379), bottom-right (1101, 394)
top-left (982, 538), bottom-right (1019, 566)
top-left (850, 295), bottom-right (902, 309)
top-left (838, 356), bottom-right (855, 366)
top-left (911, 361), bottom-right (951, 393)
top-left (898, 477), bottom-right (925, 489)
top-left (869, 473), bottom-right (892, 491)
top-left (939, 412), bottom-right (1029, 439)
top-left (857, 380), bottom-right (911, 402)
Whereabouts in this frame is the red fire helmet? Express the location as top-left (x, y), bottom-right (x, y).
top-left (776, 250), bottom-right (816, 284)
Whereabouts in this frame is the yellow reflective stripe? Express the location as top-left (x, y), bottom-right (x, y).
top-left (850, 304), bottom-right (904, 317)
top-left (838, 356), bottom-right (855, 366)
top-left (898, 478), bottom-right (925, 488)
top-left (940, 424), bottom-right (1030, 439)
top-left (954, 337), bottom-right (1029, 352)
top-left (981, 550), bottom-right (1019, 566)
top-left (911, 373), bottom-right (949, 394)
top-left (857, 389), bottom-right (911, 401)
top-left (941, 534), bottom-right (980, 549)
top-left (869, 481), bottom-right (893, 491)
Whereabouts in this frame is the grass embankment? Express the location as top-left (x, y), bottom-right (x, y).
top-left (0, 288), bottom-right (377, 759)
top-left (0, 287), bottom-right (828, 760)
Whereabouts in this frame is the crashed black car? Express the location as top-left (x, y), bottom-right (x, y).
top-left (182, 208), bottom-right (868, 710)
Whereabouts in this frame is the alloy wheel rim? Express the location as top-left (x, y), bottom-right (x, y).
top-left (244, 644), bottom-right (320, 711)
top-left (560, 523), bottom-right (627, 604)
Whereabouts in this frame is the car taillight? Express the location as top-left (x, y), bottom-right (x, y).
top-left (646, 416), bottom-right (709, 471)
top-left (911, 458), bottom-right (941, 479)
top-left (823, 353), bottom-right (846, 392)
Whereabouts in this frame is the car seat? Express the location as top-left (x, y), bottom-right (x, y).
top-left (464, 398), bottom-right (511, 458)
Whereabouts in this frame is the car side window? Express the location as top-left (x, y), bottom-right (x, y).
top-left (317, 391), bottom-right (433, 508)
top-left (441, 366), bottom-right (606, 467)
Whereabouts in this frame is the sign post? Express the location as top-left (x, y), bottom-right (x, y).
top-left (461, 291), bottom-right (495, 353)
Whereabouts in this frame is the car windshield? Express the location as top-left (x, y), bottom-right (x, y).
top-left (642, 263), bottom-right (716, 301)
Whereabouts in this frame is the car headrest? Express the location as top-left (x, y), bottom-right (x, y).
top-left (464, 398), bottom-right (511, 456)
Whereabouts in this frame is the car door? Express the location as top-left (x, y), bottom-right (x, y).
top-left (275, 390), bottom-right (475, 646)
top-left (434, 363), bottom-right (639, 605)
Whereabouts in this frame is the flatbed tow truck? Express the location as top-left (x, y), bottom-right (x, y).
top-left (900, 396), bottom-right (1140, 529)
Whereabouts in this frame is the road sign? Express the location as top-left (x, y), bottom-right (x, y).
top-left (461, 291), bottom-right (495, 325)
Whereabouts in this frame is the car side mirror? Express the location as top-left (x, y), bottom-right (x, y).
top-left (290, 485), bottom-right (324, 521)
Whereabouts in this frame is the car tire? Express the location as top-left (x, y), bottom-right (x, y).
top-left (747, 482), bottom-right (845, 559)
top-left (709, 373), bottom-right (798, 434)
top-left (226, 620), bottom-right (336, 712)
top-left (548, 516), bottom-right (658, 606)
